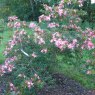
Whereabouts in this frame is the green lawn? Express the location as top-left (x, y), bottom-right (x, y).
top-left (0, 27), bottom-right (13, 63)
top-left (51, 63), bottom-right (95, 89)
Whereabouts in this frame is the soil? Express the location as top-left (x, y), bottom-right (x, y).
top-left (38, 74), bottom-right (95, 95)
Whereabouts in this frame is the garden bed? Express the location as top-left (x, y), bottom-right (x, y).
top-left (38, 73), bottom-right (94, 95)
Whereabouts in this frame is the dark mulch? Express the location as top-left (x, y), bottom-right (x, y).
top-left (38, 74), bottom-right (94, 95)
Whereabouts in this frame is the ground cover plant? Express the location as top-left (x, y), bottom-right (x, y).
top-left (0, 0), bottom-right (95, 95)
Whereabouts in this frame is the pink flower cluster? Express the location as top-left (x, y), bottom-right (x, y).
top-left (81, 28), bottom-right (95, 50)
top-left (37, 37), bottom-right (45, 45)
top-left (4, 30), bottom-right (26, 56)
top-left (68, 39), bottom-right (78, 49)
top-left (48, 22), bottom-right (59, 28)
top-left (39, 15), bottom-right (51, 23)
top-left (34, 27), bottom-right (44, 34)
top-left (83, 28), bottom-right (95, 38)
top-left (82, 39), bottom-right (94, 50)
top-left (51, 32), bottom-right (78, 50)
top-left (25, 79), bottom-right (34, 89)
top-left (68, 24), bottom-right (81, 32)
top-left (43, 4), bottom-right (52, 12)
top-left (0, 56), bottom-right (17, 76)
top-left (55, 38), bottom-right (68, 50)
top-left (8, 16), bottom-right (18, 21)
top-left (56, 1), bottom-right (67, 16)
top-left (57, 9), bottom-right (65, 16)
top-left (29, 22), bottom-right (44, 35)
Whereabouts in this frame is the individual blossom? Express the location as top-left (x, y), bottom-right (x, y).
top-left (14, 22), bottom-right (21, 28)
top-left (57, 8), bottom-right (63, 16)
top-left (68, 43), bottom-right (75, 49)
top-left (86, 70), bottom-right (92, 75)
top-left (37, 37), bottom-right (45, 45)
top-left (32, 52), bottom-right (37, 58)
top-left (29, 22), bottom-right (37, 28)
top-left (34, 27), bottom-right (44, 34)
top-left (9, 82), bottom-right (17, 91)
top-left (59, 0), bottom-right (64, 9)
top-left (41, 48), bottom-right (48, 53)
top-left (78, 0), bottom-right (84, 7)
top-left (19, 29), bottom-right (26, 35)
top-left (87, 41), bottom-right (94, 50)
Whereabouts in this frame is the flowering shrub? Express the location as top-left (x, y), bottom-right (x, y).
top-left (0, 0), bottom-right (95, 94)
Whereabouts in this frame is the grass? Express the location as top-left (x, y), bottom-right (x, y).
top-left (51, 62), bottom-right (95, 89)
top-left (0, 27), bottom-right (13, 63)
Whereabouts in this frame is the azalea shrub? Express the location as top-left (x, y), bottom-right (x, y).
top-left (0, 0), bottom-right (95, 95)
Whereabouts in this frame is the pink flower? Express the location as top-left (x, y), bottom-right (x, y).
top-left (48, 22), bottom-right (59, 28)
top-left (19, 29), bottom-right (26, 35)
top-left (9, 82), bottom-right (16, 91)
top-left (25, 79), bottom-right (34, 89)
top-left (41, 48), bottom-right (48, 53)
top-left (78, 0), bottom-right (83, 7)
top-left (39, 15), bottom-right (51, 22)
top-left (55, 39), bottom-right (68, 50)
top-left (43, 4), bottom-right (52, 12)
top-left (29, 22), bottom-right (37, 28)
top-left (68, 43), bottom-right (74, 49)
top-left (37, 37), bottom-right (45, 45)
top-left (58, 9), bottom-right (63, 16)
top-left (14, 22), bottom-right (21, 28)
top-left (86, 70), bottom-right (92, 75)
top-left (34, 27), bottom-right (44, 34)
top-left (86, 60), bottom-right (91, 63)
top-left (8, 16), bottom-right (18, 21)
top-left (87, 41), bottom-right (94, 50)
top-left (0, 56), bottom-right (17, 76)
top-left (32, 52), bottom-right (37, 58)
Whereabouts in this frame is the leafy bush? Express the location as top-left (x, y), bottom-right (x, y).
top-left (0, 0), bottom-right (59, 21)
top-left (0, 0), bottom-right (95, 94)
